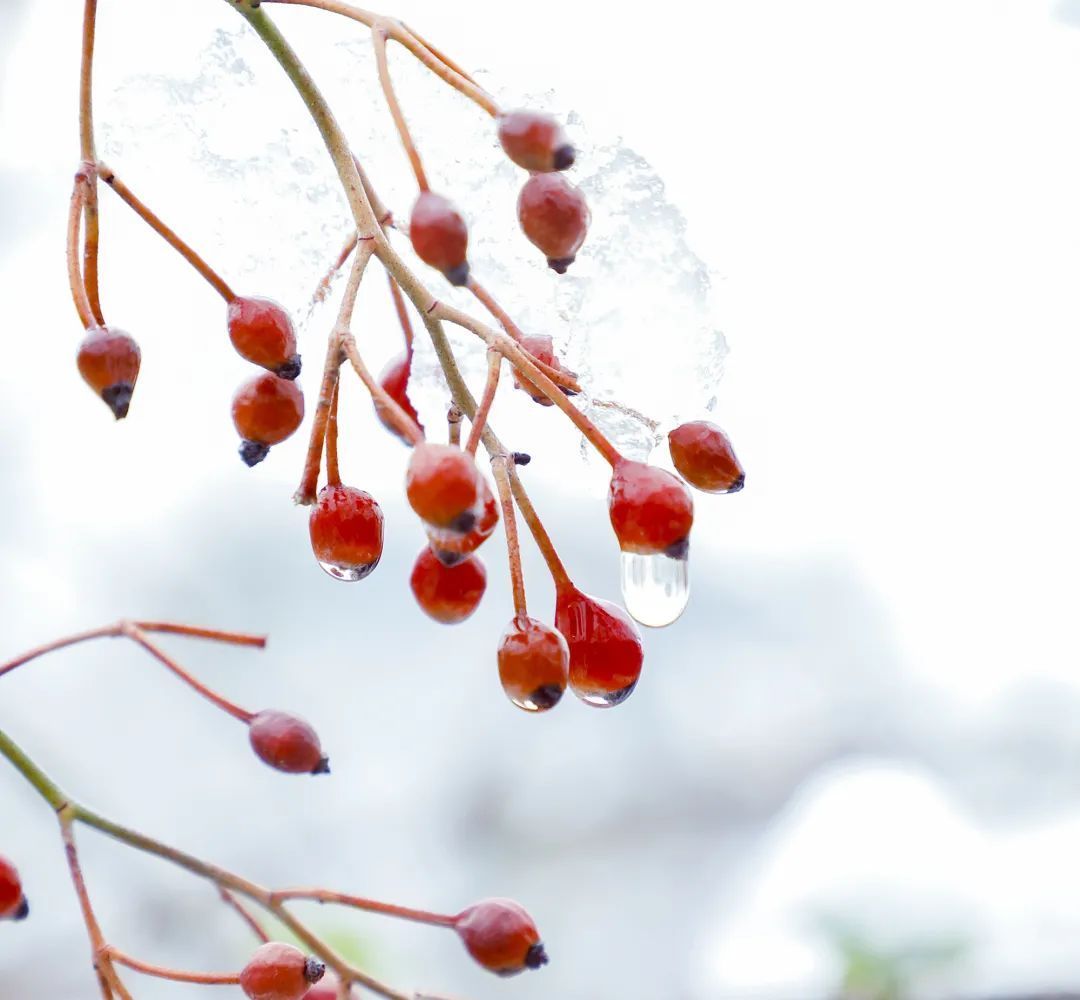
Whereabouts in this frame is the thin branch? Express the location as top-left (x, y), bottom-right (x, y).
top-left (372, 24), bottom-right (428, 191)
top-left (80, 0), bottom-right (104, 324)
top-left (271, 888), bottom-right (456, 928)
top-left (220, 887), bottom-right (272, 943)
top-left (325, 378), bottom-right (342, 487)
top-left (68, 170), bottom-right (97, 330)
top-left (464, 350), bottom-right (501, 456)
top-left (491, 457), bottom-right (527, 616)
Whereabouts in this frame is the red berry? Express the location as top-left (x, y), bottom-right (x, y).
top-left (309, 485), bottom-right (384, 582)
top-left (455, 898), bottom-right (547, 977)
top-left (555, 587), bottom-right (643, 707)
top-left (0, 855), bottom-right (27, 921)
top-left (409, 191), bottom-right (469, 285)
top-left (497, 616), bottom-right (569, 712)
top-left (668, 420), bottom-right (745, 494)
top-left (517, 174), bottom-right (589, 273)
top-left (301, 972), bottom-right (341, 1000)
top-left (426, 475), bottom-right (499, 565)
top-left (608, 459), bottom-right (694, 557)
top-left (405, 443), bottom-right (482, 532)
top-left (76, 327), bottom-right (141, 419)
top-left (409, 547), bottom-right (486, 624)
top-left (232, 372), bottom-right (305, 467)
top-left (227, 297), bottom-right (300, 379)
top-left (512, 334), bottom-right (566, 406)
top-left (374, 351), bottom-right (423, 441)
top-left (240, 942), bottom-right (324, 1000)
top-left (248, 711), bottom-right (329, 775)
top-left (497, 110), bottom-right (575, 172)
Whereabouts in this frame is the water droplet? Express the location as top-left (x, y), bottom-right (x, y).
top-left (574, 681), bottom-right (638, 708)
top-left (317, 558), bottom-right (378, 582)
top-left (620, 550), bottom-right (690, 627)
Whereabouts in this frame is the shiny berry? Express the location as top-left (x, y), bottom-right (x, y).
top-left (374, 351), bottom-right (423, 442)
top-left (227, 297), bottom-right (300, 379)
top-left (309, 485), bottom-right (384, 582)
top-left (410, 547), bottom-right (486, 624)
top-left (410, 191), bottom-right (469, 285)
top-left (555, 587), bottom-right (643, 707)
top-left (455, 898), bottom-right (547, 977)
top-left (513, 334), bottom-right (566, 406)
top-left (248, 711), bottom-right (329, 775)
top-left (668, 420), bottom-right (745, 494)
top-left (517, 174), bottom-right (589, 273)
top-left (0, 855), bottom-right (27, 921)
top-left (608, 459), bottom-right (694, 556)
top-left (76, 327), bottom-right (141, 419)
top-left (240, 942), bottom-right (324, 1000)
top-left (427, 475), bottom-right (499, 565)
top-left (405, 443), bottom-right (481, 532)
top-left (497, 616), bottom-right (569, 712)
top-left (497, 110), bottom-right (575, 172)
top-left (232, 372), bottom-right (305, 467)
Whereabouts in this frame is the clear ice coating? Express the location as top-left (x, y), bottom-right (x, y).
top-left (317, 559), bottom-right (378, 582)
top-left (573, 681), bottom-right (638, 709)
top-left (620, 551), bottom-right (690, 628)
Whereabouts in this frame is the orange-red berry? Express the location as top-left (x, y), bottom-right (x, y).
top-left (309, 485), bottom-right (384, 581)
top-left (301, 972), bottom-right (341, 1000)
top-left (410, 191), bottom-right (469, 285)
top-left (608, 459), bottom-right (694, 557)
top-left (497, 110), bottom-right (574, 172)
top-left (668, 420), bottom-right (745, 494)
top-left (497, 616), bottom-right (569, 712)
top-left (0, 855), bottom-right (27, 921)
top-left (410, 547), bottom-right (486, 624)
top-left (513, 334), bottom-right (568, 406)
top-left (405, 443), bottom-right (482, 532)
top-left (232, 372), bottom-right (305, 467)
top-left (517, 174), bottom-right (589, 273)
top-left (240, 942), bottom-right (324, 1000)
top-left (227, 297), bottom-right (300, 379)
top-left (248, 711), bottom-right (329, 775)
top-left (455, 898), bottom-right (547, 977)
top-left (374, 351), bottom-right (423, 441)
top-left (76, 327), bottom-right (141, 419)
top-left (555, 587), bottom-right (643, 707)
top-left (427, 475), bottom-right (499, 566)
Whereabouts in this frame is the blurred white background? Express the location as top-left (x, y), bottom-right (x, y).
top-left (2, 1), bottom-right (1080, 998)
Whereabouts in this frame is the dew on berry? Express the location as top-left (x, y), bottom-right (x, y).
top-left (620, 549), bottom-right (690, 628)
top-left (410, 547), bottom-right (486, 624)
top-left (608, 458), bottom-right (694, 555)
top-left (309, 485), bottom-right (384, 581)
top-left (405, 443), bottom-right (482, 532)
top-left (374, 351), bottom-right (423, 441)
top-left (227, 296), bottom-right (301, 379)
top-left (76, 327), bottom-right (141, 419)
top-left (555, 586), bottom-right (643, 707)
top-left (409, 191), bottom-right (469, 285)
top-left (497, 616), bottom-right (569, 712)
top-left (427, 475), bottom-right (499, 565)
top-left (0, 855), bottom-right (27, 921)
top-left (668, 419), bottom-right (745, 494)
top-left (497, 110), bottom-right (574, 173)
top-left (517, 173), bottom-right (589, 273)
top-left (455, 898), bottom-right (547, 977)
top-left (240, 942), bottom-right (324, 1000)
top-left (248, 710), bottom-right (329, 775)
top-left (513, 334), bottom-right (565, 406)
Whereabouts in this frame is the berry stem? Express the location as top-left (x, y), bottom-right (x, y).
top-left (79, 0), bottom-right (104, 326)
top-left (220, 887), bottom-right (272, 943)
top-left (325, 379), bottom-right (342, 487)
top-left (464, 350), bottom-right (501, 456)
top-left (491, 456), bottom-right (528, 616)
top-left (387, 272), bottom-right (414, 351)
top-left (508, 465), bottom-right (573, 591)
top-left (372, 23), bottom-right (428, 192)
top-left (97, 163), bottom-right (235, 302)
top-left (447, 403), bottom-right (463, 447)
top-left (131, 622), bottom-right (268, 648)
top-left (0, 622), bottom-right (122, 679)
top-left (340, 333), bottom-right (424, 444)
top-left (67, 170), bottom-right (98, 330)
top-left (103, 948), bottom-right (241, 985)
top-left (271, 888), bottom-right (457, 928)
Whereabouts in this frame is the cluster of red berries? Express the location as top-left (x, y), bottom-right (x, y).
top-left (0, 855), bottom-right (28, 922)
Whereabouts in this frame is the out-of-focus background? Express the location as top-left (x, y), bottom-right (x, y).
top-left (2, 1), bottom-right (1080, 998)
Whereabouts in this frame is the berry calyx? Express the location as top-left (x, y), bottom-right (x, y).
top-left (309, 485), bottom-right (384, 581)
top-left (76, 327), bottom-right (141, 419)
top-left (374, 351), bottom-right (423, 441)
top-left (409, 547), bottom-right (486, 624)
top-left (409, 191), bottom-right (469, 286)
top-left (513, 334), bottom-right (568, 406)
top-left (240, 942), bottom-right (324, 1000)
top-left (555, 587), bottom-right (643, 707)
top-left (405, 443), bottom-right (482, 532)
top-left (227, 296), bottom-right (301, 379)
top-left (668, 420), bottom-right (745, 494)
top-left (517, 174), bottom-right (589, 273)
top-left (608, 459), bottom-right (694, 557)
top-left (232, 372), bottom-right (305, 467)
top-left (0, 855), bottom-right (27, 921)
top-left (497, 110), bottom-right (575, 172)
top-left (427, 475), bottom-right (499, 566)
top-left (455, 898), bottom-right (547, 977)
top-left (248, 711), bottom-right (329, 775)
top-left (497, 616), bottom-right (569, 712)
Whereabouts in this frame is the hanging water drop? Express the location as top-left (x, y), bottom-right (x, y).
top-left (620, 550), bottom-right (690, 628)
top-left (572, 681), bottom-right (638, 708)
top-left (317, 558), bottom-right (378, 582)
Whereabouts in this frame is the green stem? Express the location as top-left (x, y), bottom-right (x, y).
top-left (0, 727), bottom-right (72, 811)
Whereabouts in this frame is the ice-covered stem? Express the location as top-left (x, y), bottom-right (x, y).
top-left (464, 350), bottom-right (501, 456)
top-left (491, 456), bottom-right (528, 616)
top-left (79, 0), bottom-right (104, 325)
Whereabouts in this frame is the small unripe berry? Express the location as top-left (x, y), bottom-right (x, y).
top-left (410, 547), bottom-right (486, 624)
top-left (555, 587), bottom-right (643, 707)
top-left (76, 327), bottom-right (141, 419)
top-left (668, 420), bottom-right (745, 494)
top-left (405, 443), bottom-right (482, 532)
top-left (497, 110), bottom-right (575, 172)
top-left (608, 459), bottom-right (694, 556)
top-left (240, 942), bottom-right (324, 1000)
top-left (497, 616), bottom-right (569, 712)
top-left (232, 372), bottom-right (305, 467)
top-left (227, 297), bottom-right (300, 379)
top-left (410, 191), bottom-right (469, 285)
top-left (513, 334), bottom-right (566, 406)
top-left (455, 898), bottom-right (547, 977)
top-left (517, 174), bottom-right (589, 273)
top-left (309, 485), bottom-right (384, 581)
top-left (0, 855), bottom-right (28, 921)
top-left (374, 351), bottom-right (423, 442)
top-left (427, 476), bottom-right (499, 565)
top-left (248, 711), bottom-right (329, 775)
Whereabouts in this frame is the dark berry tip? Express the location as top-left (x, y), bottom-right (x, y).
top-left (433, 548), bottom-right (466, 568)
top-left (558, 385), bottom-right (576, 396)
top-left (444, 262), bottom-right (470, 287)
top-left (449, 509), bottom-right (477, 534)
top-left (312, 756), bottom-right (331, 775)
top-left (239, 440), bottom-right (271, 467)
top-left (664, 537), bottom-right (690, 561)
top-left (274, 354), bottom-right (302, 380)
top-left (546, 256), bottom-right (575, 274)
top-left (524, 943), bottom-right (549, 970)
top-left (530, 685), bottom-right (563, 710)
top-left (728, 472), bottom-right (746, 494)
top-left (303, 958), bottom-right (326, 984)
top-left (553, 144), bottom-right (576, 171)
top-left (13, 897), bottom-right (29, 921)
top-left (101, 383), bottom-right (134, 420)
top-left (512, 451), bottom-right (532, 466)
